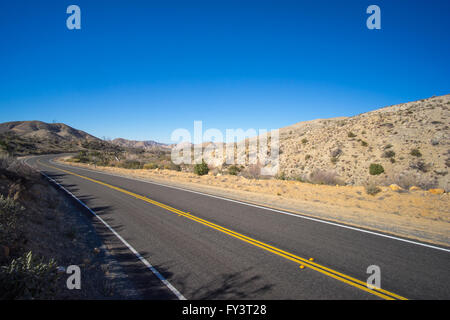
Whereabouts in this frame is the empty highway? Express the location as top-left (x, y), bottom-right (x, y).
top-left (25, 154), bottom-right (450, 300)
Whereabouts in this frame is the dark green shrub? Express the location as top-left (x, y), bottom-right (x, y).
top-left (382, 150), bottom-right (395, 158)
top-left (410, 161), bottom-right (428, 173)
top-left (0, 251), bottom-right (59, 299)
top-left (227, 165), bottom-right (240, 175)
top-left (143, 163), bottom-right (158, 170)
top-left (277, 172), bottom-right (286, 180)
top-left (361, 140), bottom-right (368, 147)
top-left (369, 163), bottom-right (384, 175)
top-left (410, 149), bottom-right (422, 157)
top-left (194, 160), bottom-right (209, 176)
top-left (301, 138), bottom-right (308, 144)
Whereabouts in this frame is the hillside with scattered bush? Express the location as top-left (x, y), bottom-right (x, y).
top-left (274, 94), bottom-right (449, 191)
top-left (0, 121), bottom-right (121, 156)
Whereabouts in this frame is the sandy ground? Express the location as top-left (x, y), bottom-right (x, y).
top-left (57, 158), bottom-right (450, 247)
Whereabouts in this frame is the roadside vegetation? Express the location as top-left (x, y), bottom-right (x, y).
top-left (0, 154), bottom-right (130, 299)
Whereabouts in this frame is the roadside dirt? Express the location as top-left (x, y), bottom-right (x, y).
top-left (0, 156), bottom-right (139, 299)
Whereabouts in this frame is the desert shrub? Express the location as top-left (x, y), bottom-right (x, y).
top-left (410, 148), bottom-right (422, 157)
top-left (75, 150), bottom-right (90, 163)
top-left (305, 154), bottom-right (311, 160)
top-left (243, 163), bottom-right (262, 179)
top-left (331, 148), bottom-right (342, 158)
top-left (383, 144), bottom-right (393, 150)
top-left (365, 183), bottom-right (381, 196)
top-left (361, 140), bottom-right (368, 147)
top-left (170, 163), bottom-right (182, 171)
top-left (118, 160), bottom-right (142, 169)
top-left (301, 138), bottom-right (308, 144)
top-left (382, 150), bottom-right (396, 158)
top-left (390, 158), bottom-right (396, 163)
top-left (347, 132), bottom-right (356, 138)
top-left (331, 157), bottom-right (338, 164)
top-left (0, 251), bottom-right (59, 299)
top-left (410, 161), bottom-right (429, 173)
top-left (194, 160), bottom-right (209, 176)
top-left (0, 195), bottom-right (22, 246)
top-left (143, 163), bottom-right (158, 170)
top-left (309, 169), bottom-right (344, 185)
top-left (394, 172), bottom-right (436, 190)
top-left (227, 165), bottom-right (240, 175)
top-left (369, 163), bottom-right (384, 175)
top-left (277, 172), bottom-right (286, 180)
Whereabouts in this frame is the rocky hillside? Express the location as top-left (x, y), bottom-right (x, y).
top-left (111, 138), bottom-right (168, 150)
top-left (0, 121), bottom-right (118, 156)
top-left (0, 121), bottom-right (98, 141)
top-left (277, 94), bottom-right (449, 190)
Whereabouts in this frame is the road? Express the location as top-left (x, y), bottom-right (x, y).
top-left (26, 154), bottom-right (450, 300)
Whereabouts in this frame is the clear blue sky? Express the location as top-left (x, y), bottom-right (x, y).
top-left (0, 0), bottom-right (449, 143)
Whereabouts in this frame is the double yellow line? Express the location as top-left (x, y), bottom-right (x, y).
top-left (38, 160), bottom-right (408, 300)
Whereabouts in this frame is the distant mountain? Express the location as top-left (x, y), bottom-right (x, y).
top-left (0, 121), bottom-right (100, 142)
top-left (0, 121), bottom-right (116, 155)
top-left (111, 138), bottom-right (169, 150)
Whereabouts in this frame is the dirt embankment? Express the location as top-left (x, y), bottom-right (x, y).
top-left (58, 158), bottom-right (450, 247)
top-left (0, 156), bottom-right (137, 299)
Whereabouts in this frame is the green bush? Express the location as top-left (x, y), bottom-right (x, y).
top-left (410, 149), bottom-right (422, 157)
top-left (143, 163), bottom-right (158, 170)
top-left (194, 160), bottom-right (209, 176)
top-left (369, 163), bottom-right (384, 175)
top-left (0, 251), bottom-right (59, 299)
top-left (347, 132), bottom-right (357, 138)
top-left (301, 138), bottom-right (308, 144)
top-left (360, 140), bottom-right (368, 147)
top-left (227, 165), bottom-right (240, 176)
top-left (382, 150), bottom-right (396, 158)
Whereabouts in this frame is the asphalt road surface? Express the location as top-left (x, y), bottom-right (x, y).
top-left (25, 154), bottom-right (450, 300)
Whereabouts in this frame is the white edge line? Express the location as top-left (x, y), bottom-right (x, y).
top-left (48, 158), bottom-right (450, 253)
top-left (24, 158), bottom-right (186, 300)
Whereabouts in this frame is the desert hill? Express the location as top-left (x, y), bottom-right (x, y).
top-left (111, 138), bottom-right (168, 150)
top-left (0, 121), bottom-right (117, 155)
top-left (275, 94), bottom-right (449, 190)
top-left (0, 121), bottom-right (99, 142)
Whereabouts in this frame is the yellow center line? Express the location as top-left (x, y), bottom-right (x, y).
top-left (37, 159), bottom-right (408, 300)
